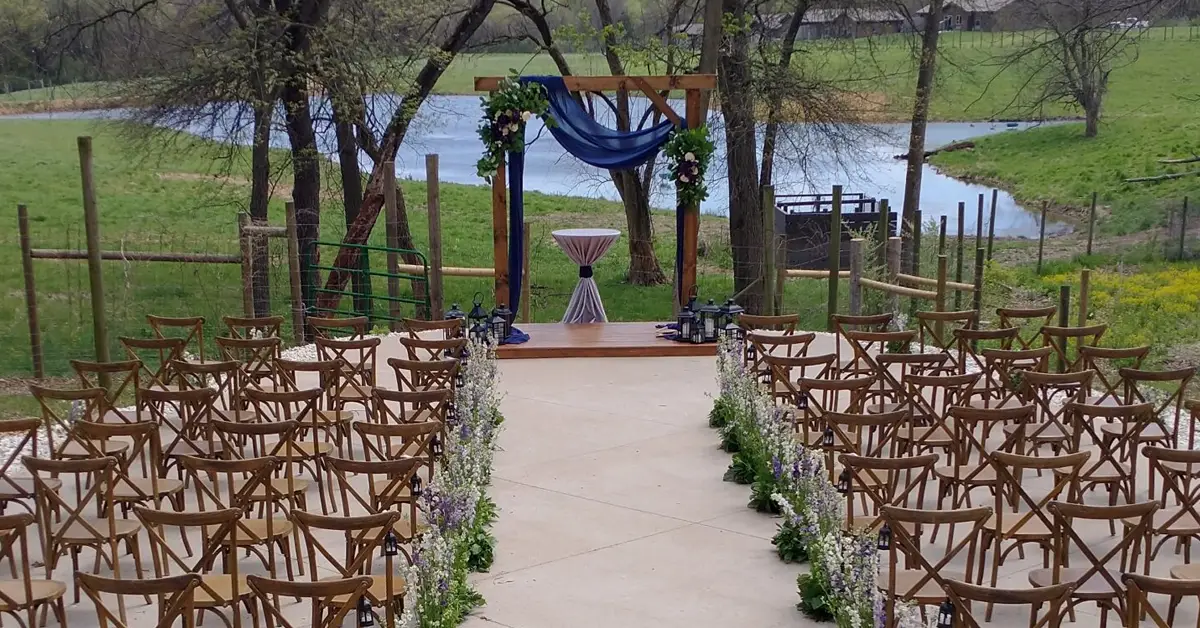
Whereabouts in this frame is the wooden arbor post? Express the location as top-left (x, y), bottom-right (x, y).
top-left (474, 74), bottom-right (718, 310)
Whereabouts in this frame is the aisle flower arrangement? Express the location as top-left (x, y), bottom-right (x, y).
top-left (711, 339), bottom-right (921, 628)
top-left (400, 340), bottom-right (504, 627)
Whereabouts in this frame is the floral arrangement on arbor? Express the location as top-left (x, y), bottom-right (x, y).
top-left (400, 339), bottom-right (504, 628)
top-left (663, 126), bottom-right (715, 208)
top-left (476, 74), bottom-right (554, 180)
top-left (711, 339), bottom-right (926, 628)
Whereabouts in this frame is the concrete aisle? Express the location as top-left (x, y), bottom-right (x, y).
top-left (464, 356), bottom-right (810, 628)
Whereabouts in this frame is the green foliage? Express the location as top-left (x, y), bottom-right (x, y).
top-left (748, 477), bottom-right (781, 514)
top-left (475, 73), bottom-right (553, 179)
top-left (719, 422), bottom-right (741, 453)
top-left (796, 573), bottom-right (834, 622)
top-left (663, 126), bottom-right (715, 208)
top-left (708, 394), bottom-right (736, 428)
top-left (772, 521), bottom-right (810, 563)
top-left (466, 496), bottom-right (498, 573)
top-left (723, 452), bottom-right (756, 485)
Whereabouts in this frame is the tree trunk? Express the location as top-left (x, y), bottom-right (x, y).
top-left (281, 82), bottom-right (322, 311)
top-left (718, 0), bottom-right (764, 314)
top-left (249, 102), bottom-right (272, 317)
top-left (900, 0), bottom-right (944, 274)
top-left (1084, 99), bottom-right (1100, 137)
top-left (759, 1), bottom-right (808, 189)
top-left (333, 99), bottom-right (371, 316)
top-left (613, 170), bottom-right (667, 284)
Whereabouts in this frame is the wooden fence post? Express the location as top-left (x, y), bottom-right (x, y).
top-left (956, 201), bottom-right (965, 310)
top-left (1037, 202), bottom-right (1048, 273)
top-left (912, 210), bottom-right (923, 277)
top-left (522, 221), bottom-right (532, 323)
top-left (827, 185), bottom-right (843, 331)
top-left (935, 254), bottom-right (948, 341)
top-left (938, 216), bottom-right (947, 255)
top-left (876, 198), bottom-right (890, 267)
top-left (763, 185), bottom-right (776, 315)
top-left (426, 155), bottom-right (445, 319)
top-left (383, 161), bottom-right (401, 328)
top-left (18, 205), bottom-right (44, 379)
top-left (238, 213), bottom-right (253, 317)
top-left (849, 238), bottom-right (863, 315)
top-left (285, 202), bottom-right (307, 343)
top-left (972, 247), bottom-right (984, 318)
top-left (987, 189), bottom-right (998, 261)
top-left (1057, 285), bottom-right (1070, 372)
top-left (1086, 192), bottom-right (1096, 256)
top-left (78, 136), bottom-right (111, 381)
top-left (887, 237), bottom-right (901, 318)
top-left (975, 194), bottom-right (984, 254)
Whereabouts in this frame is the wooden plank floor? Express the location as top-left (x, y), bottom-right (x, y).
top-left (496, 322), bottom-right (718, 359)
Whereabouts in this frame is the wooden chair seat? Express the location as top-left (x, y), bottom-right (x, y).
top-left (1003, 421), bottom-right (1070, 442)
top-left (164, 440), bottom-right (224, 458)
top-left (205, 518), bottom-right (293, 544)
top-left (57, 440), bottom-right (129, 458)
top-left (934, 464), bottom-right (998, 484)
top-left (877, 569), bottom-right (944, 603)
top-left (897, 425), bottom-right (955, 447)
top-left (984, 514), bottom-right (1052, 538)
top-left (0, 579), bottom-right (67, 609)
top-left (867, 402), bottom-right (907, 415)
top-left (1099, 421), bottom-right (1169, 443)
top-left (799, 430), bottom-right (859, 449)
top-left (1029, 567), bottom-right (1121, 599)
top-left (315, 410), bottom-right (356, 424)
top-left (968, 397), bottom-right (1027, 411)
top-left (1170, 563), bottom-right (1200, 580)
top-left (365, 518), bottom-right (430, 540)
top-left (1123, 510), bottom-right (1200, 536)
top-left (112, 477), bottom-right (185, 500)
top-left (1081, 396), bottom-right (1124, 408)
top-left (213, 409), bottom-right (261, 423)
top-left (1070, 460), bottom-right (1132, 482)
top-left (230, 477), bottom-right (312, 498)
top-left (194, 574), bottom-right (252, 607)
top-left (335, 385), bottom-right (374, 401)
top-left (276, 441), bottom-right (334, 459)
top-left (845, 513), bottom-right (916, 534)
top-left (1160, 460), bottom-right (1200, 476)
top-left (320, 574), bottom-right (407, 604)
top-left (0, 477), bottom-right (60, 499)
top-left (56, 519), bottom-right (141, 543)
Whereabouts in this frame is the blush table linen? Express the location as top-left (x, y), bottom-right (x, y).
top-left (551, 228), bottom-right (621, 324)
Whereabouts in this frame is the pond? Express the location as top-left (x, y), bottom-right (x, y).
top-left (10, 94), bottom-right (1067, 238)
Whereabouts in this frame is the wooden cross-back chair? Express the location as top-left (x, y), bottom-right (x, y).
top-left (223, 314), bottom-right (283, 339)
top-left (215, 336), bottom-right (282, 398)
top-left (398, 336), bottom-right (467, 361)
top-left (840, 329), bottom-right (913, 380)
top-left (1013, 370), bottom-right (1091, 460)
top-left (28, 384), bottom-right (124, 463)
top-left (935, 405), bottom-right (1035, 518)
top-left (1110, 367), bottom-right (1196, 450)
top-left (879, 504), bottom-right (992, 625)
top-left (981, 450), bottom-right (1089, 616)
top-left (1041, 324), bottom-right (1107, 373)
top-left (325, 456), bottom-right (429, 547)
top-left (955, 326), bottom-right (1019, 380)
top-left (1134, 447), bottom-right (1200, 575)
top-left (72, 419), bottom-right (185, 517)
top-left (276, 358), bottom-right (355, 454)
top-left (838, 452), bottom-right (937, 534)
top-left (353, 421), bottom-right (442, 489)
top-left (315, 336), bottom-right (380, 415)
top-left (22, 455), bottom-right (147, 606)
top-left (209, 419), bottom-right (314, 519)
top-left (177, 454), bottom-right (301, 582)
top-left (868, 352), bottom-right (950, 417)
top-left (134, 506), bottom-right (257, 628)
top-left (292, 509), bottom-right (407, 626)
top-left (70, 358), bottom-right (143, 423)
top-left (403, 317), bottom-right (464, 340)
top-left (139, 386), bottom-right (223, 477)
top-left (761, 353), bottom-right (836, 408)
top-left (943, 579), bottom-right (1071, 628)
top-left (1068, 401), bottom-right (1153, 516)
top-left (895, 372), bottom-right (980, 458)
top-left (1124, 573), bottom-right (1200, 628)
top-left (373, 388), bottom-right (451, 428)
top-left (243, 389), bottom-right (336, 513)
top-left (737, 313), bottom-right (800, 366)
top-left (148, 314), bottom-right (209, 363)
top-left (997, 306), bottom-right (1057, 350)
top-left (1028, 500), bottom-right (1158, 628)
top-left (0, 512), bottom-right (66, 628)
top-left (744, 332), bottom-right (815, 383)
top-left (971, 346), bottom-right (1051, 411)
top-left (307, 315), bottom-right (369, 339)
top-left (248, 575), bottom-right (371, 628)
top-left (79, 572), bottom-right (200, 628)
top-left (172, 358), bottom-right (251, 422)
top-left (1079, 345), bottom-right (1150, 407)
top-left (120, 336), bottom-right (186, 390)
top-left (808, 409), bottom-right (905, 471)
top-left (0, 419), bottom-right (46, 514)
top-left (794, 375), bottom-right (873, 433)
top-left (915, 309), bottom-right (977, 370)
top-left (388, 357), bottom-right (458, 393)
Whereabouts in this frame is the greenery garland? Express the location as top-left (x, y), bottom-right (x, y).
top-left (476, 74), bottom-right (554, 180)
top-left (664, 126), bottom-right (715, 208)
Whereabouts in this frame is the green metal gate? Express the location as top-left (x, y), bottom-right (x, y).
top-left (308, 241), bottom-right (431, 326)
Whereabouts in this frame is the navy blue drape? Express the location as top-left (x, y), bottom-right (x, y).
top-left (505, 151), bottom-right (529, 344)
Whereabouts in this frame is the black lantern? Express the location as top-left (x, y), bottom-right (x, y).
top-left (836, 468), bottom-right (852, 494)
top-left (468, 293), bottom-right (488, 333)
top-left (491, 303), bottom-right (513, 344)
top-left (718, 299), bottom-right (746, 343)
top-left (431, 434), bottom-right (444, 457)
top-left (796, 387), bottom-right (808, 410)
top-left (382, 530), bottom-right (400, 557)
top-left (937, 599), bottom-right (955, 628)
top-left (445, 303), bottom-right (466, 338)
top-left (409, 473), bottom-right (423, 497)
top-left (469, 321), bottom-right (489, 345)
top-left (822, 425), bottom-right (835, 448)
top-left (676, 304), bottom-right (696, 344)
top-left (689, 315), bottom-right (705, 344)
top-left (699, 299), bottom-right (721, 343)
top-left (877, 523), bottom-right (892, 550)
top-left (357, 596), bottom-right (375, 627)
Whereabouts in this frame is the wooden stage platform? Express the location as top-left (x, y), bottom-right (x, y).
top-left (496, 323), bottom-right (719, 359)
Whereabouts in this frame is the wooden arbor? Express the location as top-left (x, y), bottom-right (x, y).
top-left (474, 74), bottom-right (718, 311)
